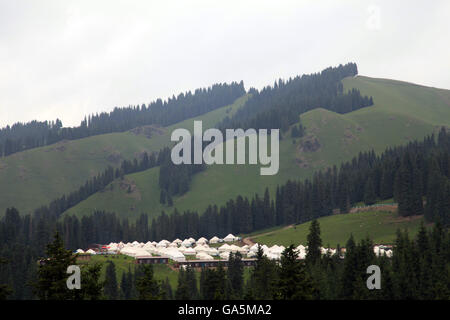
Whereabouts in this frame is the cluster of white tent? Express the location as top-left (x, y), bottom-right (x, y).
top-left (75, 234), bottom-right (394, 261)
top-left (75, 249), bottom-right (96, 254)
top-left (373, 245), bottom-right (393, 258)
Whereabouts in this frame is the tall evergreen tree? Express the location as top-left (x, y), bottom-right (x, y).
top-left (103, 261), bottom-right (118, 300)
top-left (276, 245), bottom-right (314, 300)
top-left (33, 232), bottom-right (77, 300)
top-left (306, 219), bottom-right (322, 265)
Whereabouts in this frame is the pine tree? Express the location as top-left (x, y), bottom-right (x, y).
top-left (80, 263), bottom-right (104, 300)
top-left (249, 245), bottom-right (278, 299)
top-left (227, 252), bottom-right (244, 299)
top-left (363, 176), bottom-right (376, 205)
top-left (103, 261), bottom-right (118, 300)
top-left (33, 232), bottom-right (77, 300)
top-left (306, 219), bottom-right (322, 265)
top-left (136, 264), bottom-right (160, 300)
top-left (0, 257), bottom-right (12, 300)
top-left (276, 245), bottom-right (314, 300)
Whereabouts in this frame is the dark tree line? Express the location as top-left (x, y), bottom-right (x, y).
top-left (11, 218), bottom-right (449, 300)
top-left (218, 63), bottom-right (373, 133)
top-left (0, 82), bottom-right (245, 157)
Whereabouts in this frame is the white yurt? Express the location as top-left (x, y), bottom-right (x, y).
top-left (165, 249), bottom-right (186, 262)
top-left (246, 251), bottom-right (256, 258)
top-left (218, 244), bottom-right (232, 252)
top-left (173, 238), bottom-right (182, 245)
top-left (224, 234), bottom-right (235, 242)
top-left (298, 250), bottom-right (306, 259)
top-left (209, 236), bottom-right (220, 244)
top-left (237, 246), bottom-right (249, 254)
top-left (75, 249), bottom-right (84, 254)
top-left (194, 244), bottom-right (209, 253)
top-left (249, 244), bottom-right (260, 253)
top-left (196, 252), bottom-right (214, 260)
top-left (206, 248), bottom-right (219, 256)
top-left (197, 237), bottom-right (208, 244)
top-left (229, 244), bottom-right (241, 253)
top-left (219, 251), bottom-right (231, 260)
top-left (85, 249), bottom-right (96, 255)
top-left (181, 239), bottom-right (193, 247)
top-left (184, 247), bottom-right (196, 256)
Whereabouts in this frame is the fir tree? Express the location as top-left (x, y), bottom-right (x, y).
top-left (33, 232), bottom-right (77, 300)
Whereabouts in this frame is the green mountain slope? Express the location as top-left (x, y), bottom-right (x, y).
top-left (64, 76), bottom-right (450, 220)
top-left (247, 210), bottom-right (424, 247)
top-left (0, 95), bottom-right (249, 215)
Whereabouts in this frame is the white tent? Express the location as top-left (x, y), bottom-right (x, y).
top-left (184, 247), bottom-right (196, 256)
top-left (76, 249), bottom-right (84, 254)
top-left (219, 251), bottom-right (231, 260)
top-left (181, 240), bottom-right (192, 248)
top-left (194, 244), bottom-right (209, 253)
top-left (207, 248), bottom-right (219, 256)
top-left (229, 244), bottom-right (241, 253)
top-left (224, 234), bottom-right (235, 242)
top-left (218, 244), bottom-right (232, 252)
top-left (209, 236), bottom-right (220, 244)
top-left (173, 238), bottom-right (182, 245)
top-left (164, 249), bottom-right (186, 262)
top-left (246, 251), bottom-right (256, 258)
top-left (196, 252), bottom-right (214, 260)
top-left (85, 249), bottom-right (96, 255)
top-left (197, 237), bottom-right (208, 243)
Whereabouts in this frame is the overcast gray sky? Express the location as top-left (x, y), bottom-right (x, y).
top-left (1, 0), bottom-right (449, 128)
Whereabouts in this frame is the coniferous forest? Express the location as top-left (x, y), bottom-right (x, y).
top-left (0, 82), bottom-right (245, 157)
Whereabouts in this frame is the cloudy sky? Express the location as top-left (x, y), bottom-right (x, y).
top-left (1, 0), bottom-right (449, 128)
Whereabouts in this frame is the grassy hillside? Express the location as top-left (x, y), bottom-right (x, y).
top-left (248, 210), bottom-right (425, 247)
top-left (64, 76), bottom-right (450, 220)
top-left (0, 95), bottom-right (249, 216)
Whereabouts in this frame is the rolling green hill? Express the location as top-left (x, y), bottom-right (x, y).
top-left (247, 210), bottom-right (425, 247)
top-left (63, 75), bottom-right (450, 220)
top-left (0, 95), bottom-right (249, 215)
